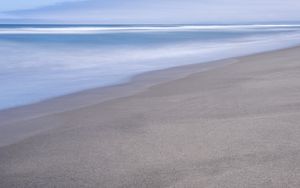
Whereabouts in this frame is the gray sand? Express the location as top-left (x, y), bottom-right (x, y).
top-left (1, 47), bottom-right (300, 187)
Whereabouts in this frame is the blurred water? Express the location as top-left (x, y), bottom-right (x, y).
top-left (1, 24), bottom-right (300, 110)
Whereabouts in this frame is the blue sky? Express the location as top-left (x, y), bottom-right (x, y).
top-left (0, 0), bottom-right (77, 12)
top-left (1, 0), bottom-right (300, 24)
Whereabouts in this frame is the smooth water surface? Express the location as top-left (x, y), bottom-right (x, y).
top-left (1, 24), bottom-right (300, 109)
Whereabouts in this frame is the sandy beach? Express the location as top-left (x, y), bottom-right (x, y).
top-left (1, 47), bottom-right (300, 187)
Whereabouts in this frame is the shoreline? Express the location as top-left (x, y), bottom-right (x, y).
top-left (2, 35), bottom-right (300, 112)
top-left (0, 57), bottom-right (235, 124)
top-left (1, 45), bottom-right (300, 187)
top-left (0, 57), bottom-right (237, 147)
top-left (1, 45), bottom-right (299, 123)
top-left (0, 46), bottom-right (300, 147)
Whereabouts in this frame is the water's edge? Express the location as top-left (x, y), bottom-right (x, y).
top-left (0, 46), bottom-right (299, 147)
top-left (0, 45), bottom-right (299, 125)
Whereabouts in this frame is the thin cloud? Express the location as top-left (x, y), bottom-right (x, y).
top-left (2, 0), bottom-right (300, 23)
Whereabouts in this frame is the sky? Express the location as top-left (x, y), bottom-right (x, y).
top-left (0, 0), bottom-right (70, 11)
top-left (0, 0), bottom-right (300, 24)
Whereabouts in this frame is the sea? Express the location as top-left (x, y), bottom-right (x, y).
top-left (1, 24), bottom-right (300, 110)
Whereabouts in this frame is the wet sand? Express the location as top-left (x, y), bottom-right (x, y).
top-left (1, 47), bottom-right (300, 187)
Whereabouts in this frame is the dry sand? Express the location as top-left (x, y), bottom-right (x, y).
top-left (1, 47), bottom-right (300, 187)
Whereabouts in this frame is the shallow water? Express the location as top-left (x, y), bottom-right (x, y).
top-left (1, 24), bottom-right (300, 110)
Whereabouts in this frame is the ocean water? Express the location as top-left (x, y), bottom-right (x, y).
top-left (1, 24), bottom-right (300, 110)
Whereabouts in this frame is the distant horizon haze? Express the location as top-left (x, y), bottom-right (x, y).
top-left (1, 0), bottom-right (300, 24)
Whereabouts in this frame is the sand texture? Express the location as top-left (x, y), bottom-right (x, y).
top-left (1, 47), bottom-right (300, 187)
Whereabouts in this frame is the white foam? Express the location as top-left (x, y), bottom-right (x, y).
top-left (0, 24), bottom-right (300, 34)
